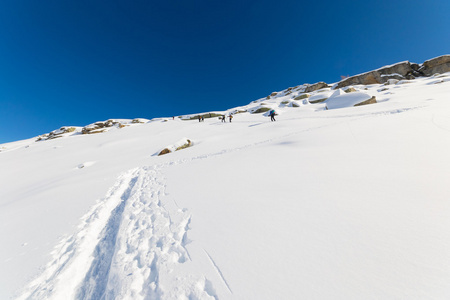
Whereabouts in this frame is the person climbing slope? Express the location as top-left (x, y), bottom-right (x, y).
top-left (269, 110), bottom-right (276, 121)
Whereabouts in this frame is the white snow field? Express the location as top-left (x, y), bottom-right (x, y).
top-left (1, 73), bottom-right (450, 299)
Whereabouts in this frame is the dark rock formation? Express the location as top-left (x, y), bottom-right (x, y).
top-left (175, 139), bottom-right (192, 151)
top-left (184, 113), bottom-right (223, 121)
top-left (82, 120), bottom-right (121, 134)
top-left (335, 61), bottom-right (422, 89)
top-left (419, 55), bottom-right (450, 76)
top-left (158, 139), bottom-right (192, 156)
top-left (158, 148), bottom-right (171, 156)
top-left (251, 107), bottom-right (271, 114)
top-left (294, 93), bottom-right (310, 100)
top-left (354, 96), bottom-right (377, 107)
top-left (37, 126), bottom-right (77, 141)
top-left (335, 61), bottom-right (420, 89)
top-left (335, 55), bottom-right (450, 89)
top-left (305, 82), bottom-right (329, 93)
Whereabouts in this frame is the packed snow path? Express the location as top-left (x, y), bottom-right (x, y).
top-left (18, 166), bottom-right (217, 300)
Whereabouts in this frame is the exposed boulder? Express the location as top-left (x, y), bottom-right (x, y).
top-left (309, 97), bottom-right (328, 104)
top-left (344, 87), bottom-right (357, 93)
top-left (308, 90), bottom-right (332, 104)
top-left (335, 61), bottom-right (421, 89)
top-left (251, 107), bottom-right (271, 114)
top-left (294, 93), bottom-right (310, 100)
top-left (37, 126), bottom-right (78, 141)
top-left (304, 82), bottom-right (329, 93)
top-left (81, 120), bottom-right (122, 134)
top-left (175, 139), bottom-right (192, 151)
top-left (158, 138), bottom-right (192, 156)
top-left (158, 148), bottom-right (171, 156)
top-left (354, 96), bottom-right (377, 107)
top-left (184, 113), bottom-right (223, 121)
top-left (419, 55), bottom-right (450, 76)
top-left (229, 109), bottom-right (247, 115)
top-left (131, 118), bottom-right (146, 124)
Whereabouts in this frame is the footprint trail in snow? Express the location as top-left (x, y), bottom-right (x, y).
top-left (18, 166), bottom-right (217, 300)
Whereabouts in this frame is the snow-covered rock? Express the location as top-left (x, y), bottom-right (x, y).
top-left (325, 91), bottom-right (375, 109)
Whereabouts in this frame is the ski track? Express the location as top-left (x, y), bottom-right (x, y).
top-left (16, 106), bottom-right (421, 299)
top-left (203, 250), bottom-right (233, 295)
top-left (17, 166), bottom-right (216, 300)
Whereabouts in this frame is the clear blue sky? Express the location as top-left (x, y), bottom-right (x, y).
top-left (1, 0), bottom-right (449, 143)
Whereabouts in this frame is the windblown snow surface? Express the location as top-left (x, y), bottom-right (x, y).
top-left (1, 74), bottom-right (450, 299)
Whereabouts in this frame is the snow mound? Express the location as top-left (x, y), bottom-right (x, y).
top-left (325, 91), bottom-right (374, 110)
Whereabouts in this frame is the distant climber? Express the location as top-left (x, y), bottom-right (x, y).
top-left (269, 110), bottom-right (276, 122)
top-left (222, 115), bottom-right (226, 122)
top-left (229, 115), bottom-right (233, 122)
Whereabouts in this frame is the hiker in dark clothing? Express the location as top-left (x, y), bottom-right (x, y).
top-left (221, 115), bottom-right (226, 122)
top-left (269, 110), bottom-right (276, 121)
top-left (229, 115), bottom-right (233, 122)
top-left (198, 116), bottom-right (202, 122)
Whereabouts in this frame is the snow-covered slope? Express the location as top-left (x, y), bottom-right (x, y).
top-left (1, 72), bottom-right (450, 299)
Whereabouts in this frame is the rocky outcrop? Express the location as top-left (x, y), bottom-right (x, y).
top-left (294, 93), bottom-right (310, 100)
top-left (175, 139), bottom-right (192, 151)
top-left (251, 107), bottom-right (271, 114)
top-left (309, 97), bottom-right (328, 104)
top-left (335, 55), bottom-right (450, 89)
top-left (81, 120), bottom-right (125, 134)
top-left (184, 113), bottom-right (223, 121)
top-left (304, 82), bottom-right (329, 93)
top-left (131, 118), bottom-right (146, 124)
top-left (419, 55), bottom-right (450, 76)
top-left (335, 61), bottom-right (421, 89)
top-left (354, 96), bottom-right (377, 107)
top-left (158, 138), bottom-right (192, 156)
top-left (158, 148), bottom-right (171, 156)
top-left (37, 126), bottom-right (77, 141)
top-left (344, 87), bottom-right (357, 93)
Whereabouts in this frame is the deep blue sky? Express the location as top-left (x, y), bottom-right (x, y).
top-left (1, 0), bottom-right (449, 143)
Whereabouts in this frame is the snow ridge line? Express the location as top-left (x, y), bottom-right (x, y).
top-left (17, 167), bottom-right (215, 300)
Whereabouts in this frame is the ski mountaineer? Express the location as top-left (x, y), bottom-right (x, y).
top-left (269, 110), bottom-right (276, 122)
top-left (229, 114), bottom-right (233, 122)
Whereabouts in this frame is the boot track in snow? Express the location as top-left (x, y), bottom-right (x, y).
top-left (18, 166), bottom-right (217, 300)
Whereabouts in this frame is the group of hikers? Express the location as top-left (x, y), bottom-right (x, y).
top-left (220, 115), bottom-right (233, 122)
top-left (196, 109), bottom-right (276, 123)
